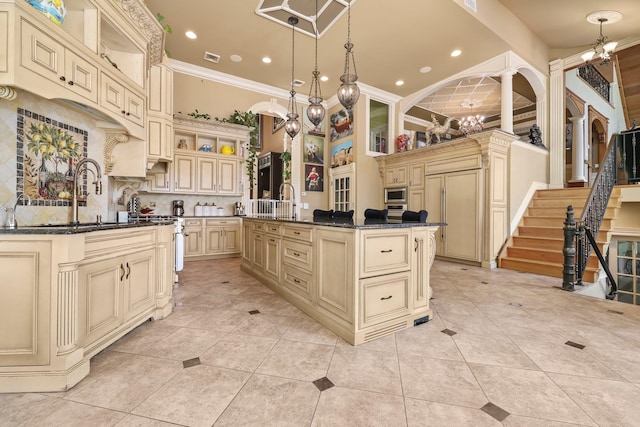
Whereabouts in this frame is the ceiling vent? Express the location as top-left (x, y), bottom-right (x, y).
top-left (292, 79), bottom-right (305, 87)
top-left (203, 51), bottom-right (221, 64)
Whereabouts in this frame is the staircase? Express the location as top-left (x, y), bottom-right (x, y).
top-left (499, 187), bottom-right (622, 282)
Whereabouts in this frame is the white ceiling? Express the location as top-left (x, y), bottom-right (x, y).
top-left (145, 0), bottom-right (640, 120)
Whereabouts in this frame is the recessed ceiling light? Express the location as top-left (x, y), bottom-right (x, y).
top-left (396, 80), bottom-right (404, 86)
top-left (320, 75), bottom-right (329, 82)
top-left (262, 57), bottom-right (272, 64)
top-left (451, 49), bottom-right (462, 57)
top-left (420, 66), bottom-right (432, 73)
top-left (185, 31), bottom-right (197, 39)
top-left (230, 54), bottom-right (243, 62)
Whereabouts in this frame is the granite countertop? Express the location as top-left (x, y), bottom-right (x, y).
top-left (244, 216), bottom-right (445, 229)
top-left (0, 220), bottom-right (175, 235)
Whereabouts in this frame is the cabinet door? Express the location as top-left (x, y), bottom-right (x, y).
top-left (425, 175), bottom-right (444, 256)
top-left (174, 154), bottom-right (197, 193)
top-left (316, 228), bottom-right (354, 323)
top-left (184, 227), bottom-right (203, 257)
top-left (147, 168), bottom-right (172, 193)
top-left (359, 271), bottom-right (411, 329)
top-left (64, 49), bottom-right (98, 103)
top-left (264, 235), bottom-right (281, 281)
top-left (204, 226), bottom-right (224, 254)
top-left (124, 248), bottom-right (155, 321)
top-left (78, 257), bottom-right (123, 347)
top-left (444, 170), bottom-right (481, 262)
top-left (252, 232), bottom-right (265, 270)
top-left (20, 20), bottom-right (64, 84)
top-left (148, 119), bottom-right (173, 161)
top-left (408, 189), bottom-right (424, 212)
top-left (385, 166), bottom-right (407, 186)
top-left (412, 229), bottom-right (430, 310)
top-left (124, 90), bottom-right (145, 127)
top-left (408, 163), bottom-right (424, 188)
top-left (100, 73), bottom-right (125, 116)
top-left (224, 225), bottom-right (241, 253)
top-left (197, 157), bottom-right (218, 194)
top-left (242, 221), bottom-right (252, 263)
top-left (217, 158), bottom-right (239, 195)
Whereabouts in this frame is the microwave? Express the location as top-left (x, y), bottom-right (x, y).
top-left (384, 186), bottom-right (407, 204)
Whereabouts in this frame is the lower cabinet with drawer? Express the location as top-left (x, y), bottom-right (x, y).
top-left (241, 217), bottom-right (438, 345)
top-left (184, 217), bottom-right (242, 260)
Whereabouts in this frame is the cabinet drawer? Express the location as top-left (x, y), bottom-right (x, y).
top-left (205, 218), bottom-right (239, 227)
top-left (360, 271), bottom-right (410, 328)
top-left (265, 223), bottom-right (282, 236)
top-left (282, 240), bottom-right (313, 271)
top-left (283, 225), bottom-right (312, 243)
top-left (252, 221), bottom-right (265, 232)
top-left (360, 231), bottom-right (410, 277)
top-left (184, 219), bottom-right (203, 227)
top-left (282, 264), bottom-right (313, 302)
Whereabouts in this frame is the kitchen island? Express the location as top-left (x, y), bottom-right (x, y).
top-left (0, 222), bottom-right (175, 392)
top-left (241, 217), bottom-right (440, 345)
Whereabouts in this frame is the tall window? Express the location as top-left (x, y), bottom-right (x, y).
top-left (614, 237), bottom-right (640, 305)
top-left (330, 163), bottom-right (355, 213)
top-left (368, 99), bottom-right (390, 155)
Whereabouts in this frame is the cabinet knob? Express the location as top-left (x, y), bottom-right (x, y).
top-left (126, 112), bottom-right (130, 116)
top-left (68, 81), bottom-right (74, 86)
top-left (59, 76), bottom-right (66, 82)
top-left (121, 110), bottom-right (126, 114)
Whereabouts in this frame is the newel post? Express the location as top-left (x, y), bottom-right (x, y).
top-left (562, 205), bottom-right (577, 291)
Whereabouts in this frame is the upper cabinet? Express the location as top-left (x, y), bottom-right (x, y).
top-left (0, 0), bottom-right (164, 140)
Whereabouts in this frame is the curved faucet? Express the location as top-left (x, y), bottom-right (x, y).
top-left (4, 194), bottom-right (31, 229)
top-left (279, 182), bottom-right (296, 219)
top-left (72, 158), bottom-right (102, 224)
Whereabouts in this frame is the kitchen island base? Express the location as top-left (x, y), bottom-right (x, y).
top-left (241, 218), bottom-right (438, 345)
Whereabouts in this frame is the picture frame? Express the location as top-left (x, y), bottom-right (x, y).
top-left (272, 116), bottom-right (285, 133)
top-left (251, 113), bottom-right (262, 150)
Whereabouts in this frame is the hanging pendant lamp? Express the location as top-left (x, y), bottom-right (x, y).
top-left (285, 16), bottom-right (301, 139)
top-left (306, 0), bottom-right (325, 132)
top-left (337, 0), bottom-right (359, 111)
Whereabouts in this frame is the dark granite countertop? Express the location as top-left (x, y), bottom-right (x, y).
top-left (244, 216), bottom-right (445, 230)
top-left (0, 220), bottom-right (175, 235)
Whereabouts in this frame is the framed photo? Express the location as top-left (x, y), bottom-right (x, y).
top-left (251, 113), bottom-right (262, 149)
top-left (272, 116), bottom-right (285, 133)
top-left (303, 134), bottom-right (324, 165)
top-left (331, 139), bottom-right (353, 168)
top-left (329, 108), bottom-right (353, 142)
top-left (304, 164), bottom-right (323, 192)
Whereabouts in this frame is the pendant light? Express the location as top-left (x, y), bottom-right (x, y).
top-left (306, 0), bottom-right (325, 132)
top-left (284, 16), bottom-right (301, 139)
top-left (337, 0), bottom-right (359, 111)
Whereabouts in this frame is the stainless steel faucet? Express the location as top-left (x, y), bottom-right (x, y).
top-left (72, 158), bottom-right (103, 224)
top-left (279, 182), bottom-right (296, 219)
top-left (4, 194), bottom-right (31, 229)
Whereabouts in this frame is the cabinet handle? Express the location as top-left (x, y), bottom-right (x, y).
top-left (184, 232), bottom-right (190, 237)
top-left (270, 239), bottom-right (275, 242)
top-left (415, 238), bottom-right (418, 252)
top-left (126, 262), bottom-right (131, 279)
top-left (68, 80), bottom-right (74, 86)
top-left (380, 249), bottom-right (393, 253)
top-left (120, 263), bottom-right (125, 281)
top-left (380, 295), bottom-right (393, 300)
top-left (59, 76), bottom-right (66, 82)
top-left (293, 231), bottom-right (300, 235)
top-left (293, 278), bottom-right (301, 284)
top-left (293, 252), bottom-right (300, 257)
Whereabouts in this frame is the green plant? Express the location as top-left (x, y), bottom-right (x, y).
top-left (215, 110), bottom-right (260, 192)
top-left (155, 12), bottom-right (172, 57)
top-left (180, 109), bottom-right (211, 120)
top-left (280, 151), bottom-right (292, 181)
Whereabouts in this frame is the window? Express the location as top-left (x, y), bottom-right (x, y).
top-left (614, 238), bottom-right (640, 305)
top-left (330, 163), bottom-right (355, 212)
top-left (368, 99), bottom-right (390, 156)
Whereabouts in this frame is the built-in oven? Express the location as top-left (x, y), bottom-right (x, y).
top-left (386, 204), bottom-right (407, 223)
top-left (384, 186), bottom-right (407, 204)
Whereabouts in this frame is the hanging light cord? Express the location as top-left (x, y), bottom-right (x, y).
top-left (290, 17), bottom-right (296, 97)
top-left (343, 1), bottom-right (357, 78)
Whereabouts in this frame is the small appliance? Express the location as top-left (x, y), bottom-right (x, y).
top-left (172, 200), bottom-right (184, 217)
top-left (234, 202), bottom-right (245, 216)
top-left (384, 186), bottom-right (407, 204)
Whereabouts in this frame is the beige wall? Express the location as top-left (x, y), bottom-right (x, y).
top-left (260, 115), bottom-right (285, 155)
top-left (509, 140), bottom-right (549, 224)
top-left (615, 202), bottom-right (640, 229)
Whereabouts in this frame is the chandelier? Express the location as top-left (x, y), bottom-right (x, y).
top-left (581, 17), bottom-right (618, 65)
top-left (458, 103), bottom-right (485, 136)
top-left (306, 0), bottom-right (325, 132)
top-left (284, 16), bottom-right (301, 139)
top-left (336, 0), bottom-right (359, 111)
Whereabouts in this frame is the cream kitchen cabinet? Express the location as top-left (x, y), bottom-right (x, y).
top-left (184, 218), bottom-right (204, 257)
top-left (172, 152), bottom-right (240, 195)
top-left (147, 60), bottom-right (174, 163)
top-left (100, 73), bottom-right (145, 127)
top-left (384, 165), bottom-right (408, 187)
top-left (281, 224), bottom-right (314, 303)
top-left (173, 153), bottom-right (197, 193)
top-left (204, 218), bottom-right (241, 255)
top-left (426, 169), bottom-right (481, 262)
top-left (408, 163), bottom-right (425, 212)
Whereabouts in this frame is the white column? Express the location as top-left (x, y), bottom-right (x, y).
top-left (500, 70), bottom-right (515, 134)
top-left (548, 59), bottom-right (566, 188)
top-left (569, 116), bottom-right (586, 183)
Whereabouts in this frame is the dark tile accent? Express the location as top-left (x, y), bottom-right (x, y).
top-left (481, 402), bottom-right (510, 422)
top-left (249, 310), bottom-right (260, 315)
top-left (565, 341), bottom-right (585, 350)
top-left (461, 268), bottom-right (468, 270)
top-left (607, 309), bottom-right (624, 315)
top-left (509, 302), bottom-right (523, 307)
top-left (221, 280), bottom-right (230, 284)
top-left (183, 357), bottom-right (201, 368)
top-left (481, 281), bottom-right (489, 284)
top-left (441, 329), bottom-right (457, 336)
top-left (313, 377), bottom-right (335, 392)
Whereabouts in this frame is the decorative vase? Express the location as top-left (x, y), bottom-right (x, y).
top-left (27, 0), bottom-right (67, 25)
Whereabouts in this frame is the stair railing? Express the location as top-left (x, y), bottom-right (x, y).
top-left (563, 133), bottom-right (618, 298)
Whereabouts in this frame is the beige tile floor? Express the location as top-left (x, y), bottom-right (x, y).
top-left (4, 258), bottom-right (640, 426)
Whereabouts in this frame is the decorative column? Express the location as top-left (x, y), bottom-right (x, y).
top-left (57, 266), bottom-right (78, 355)
top-left (569, 116), bottom-right (586, 184)
top-left (0, 86), bottom-right (17, 100)
top-left (500, 70), bottom-right (515, 134)
top-left (549, 59), bottom-right (566, 188)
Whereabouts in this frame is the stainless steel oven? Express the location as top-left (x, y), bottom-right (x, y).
top-left (386, 204), bottom-right (407, 223)
top-left (384, 186), bottom-right (407, 204)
